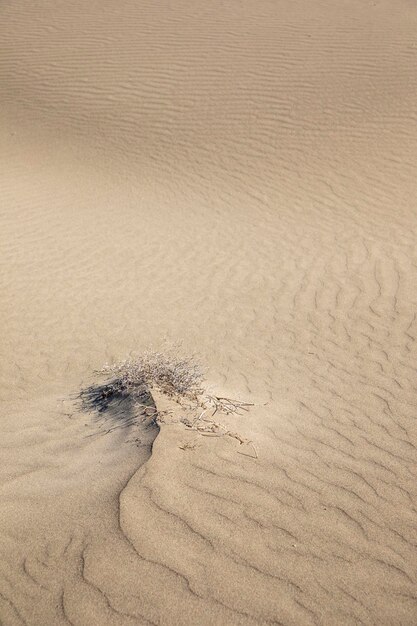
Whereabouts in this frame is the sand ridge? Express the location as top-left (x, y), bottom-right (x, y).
top-left (1, 0), bottom-right (417, 624)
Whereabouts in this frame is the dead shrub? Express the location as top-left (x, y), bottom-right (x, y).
top-left (79, 348), bottom-right (255, 454)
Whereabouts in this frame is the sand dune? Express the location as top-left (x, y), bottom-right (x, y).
top-left (1, 0), bottom-right (417, 623)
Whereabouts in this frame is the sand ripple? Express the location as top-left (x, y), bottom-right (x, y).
top-left (1, 0), bottom-right (417, 623)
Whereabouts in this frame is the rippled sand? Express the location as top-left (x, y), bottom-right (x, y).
top-left (1, 0), bottom-right (417, 624)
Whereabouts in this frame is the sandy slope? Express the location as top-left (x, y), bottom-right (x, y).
top-left (1, 0), bottom-right (417, 623)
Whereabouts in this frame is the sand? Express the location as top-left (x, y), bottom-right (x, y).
top-left (1, 0), bottom-right (417, 623)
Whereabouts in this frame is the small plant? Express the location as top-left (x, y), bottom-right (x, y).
top-left (101, 349), bottom-right (205, 401)
top-left (79, 348), bottom-right (256, 455)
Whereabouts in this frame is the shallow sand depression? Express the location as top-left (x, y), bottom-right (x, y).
top-left (1, 0), bottom-right (417, 624)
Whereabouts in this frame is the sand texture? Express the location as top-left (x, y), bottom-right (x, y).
top-left (1, 0), bottom-right (417, 624)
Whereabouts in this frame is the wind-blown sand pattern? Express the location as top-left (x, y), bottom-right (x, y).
top-left (1, 0), bottom-right (417, 624)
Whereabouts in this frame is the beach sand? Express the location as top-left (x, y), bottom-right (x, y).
top-left (1, 0), bottom-right (417, 623)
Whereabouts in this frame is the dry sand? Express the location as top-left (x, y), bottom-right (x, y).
top-left (1, 0), bottom-right (417, 624)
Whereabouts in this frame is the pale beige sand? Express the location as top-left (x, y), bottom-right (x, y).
top-left (1, 0), bottom-right (417, 624)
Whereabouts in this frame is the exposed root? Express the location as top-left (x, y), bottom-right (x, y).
top-left (204, 395), bottom-right (254, 416)
top-left (179, 439), bottom-right (200, 451)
